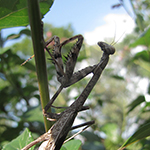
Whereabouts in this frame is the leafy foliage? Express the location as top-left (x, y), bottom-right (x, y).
top-left (130, 27), bottom-right (150, 47)
top-left (1, 0), bottom-right (150, 150)
top-left (119, 122), bottom-right (150, 150)
top-left (0, 0), bottom-right (54, 29)
top-left (62, 140), bottom-right (82, 150)
top-left (2, 128), bottom-right (34, 150)
top-left (112, 1), bottom-right (150, 149)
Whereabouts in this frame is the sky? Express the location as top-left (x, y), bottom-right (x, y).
top-left (2, 0), bottom-right (136, 47)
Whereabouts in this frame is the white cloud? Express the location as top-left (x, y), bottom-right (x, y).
top-left (84, 14), bottom-right (135, 45)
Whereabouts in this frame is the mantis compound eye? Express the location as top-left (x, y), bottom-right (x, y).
top-left (97, 42), bottom-right (115, 55)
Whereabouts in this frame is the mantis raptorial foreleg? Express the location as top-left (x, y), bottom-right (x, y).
top-left (43, 36), bottom-right (116, 120)
top-left (43, 35), bottom-right (97, 117)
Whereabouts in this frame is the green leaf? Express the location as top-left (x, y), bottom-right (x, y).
top-left (134, 59), bottom-right (150, 73)
top-left (0, 49), bottom-right (25, 65)
top-left (119, 122), bottom-right (150, 150)
top-left (0, 0), bottom-right (54, 30)
top-left (133, 50), bottom-right (150, 63)
top-left (135, 13), bottom-right (144, 31)
top-left (81, 131), bottom-right (101, 142)
top-left (127, 95), bottom-right (145, 114)
top-left (2, 128), bottom-right (34, 150)
top-left (23, 106), bottom-right (44, 122)
top-left (130, 27), bottom-right (150, 47)
top-left (60, 146), bottom-right (67, 150)
top-left (62, 139), bottom-right (82, 150)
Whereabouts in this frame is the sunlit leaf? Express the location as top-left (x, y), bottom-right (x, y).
top-left (130, 27), bottom-right (150, 47)
top-left (2, 128), bottom-right (34, 150)
top-left (119, 122), bottom-right (150, 150)
top-left (134, 59), bottom-right (150, 73)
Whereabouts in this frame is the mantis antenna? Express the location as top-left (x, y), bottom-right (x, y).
top-left (110, 21), bottom-right (126, 46)
top-left (112, 30), bottom-right (126, 46)
top-left (110, 21), bottom-right (117, 46)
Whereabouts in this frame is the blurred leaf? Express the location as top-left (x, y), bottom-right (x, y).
top-left (136, 13), bottom-right (145, 31)
top-left (97, 99), bottom-right (103, 106)
top-left (21, 61), bottom-right (36, 71)
top-left (111, 3), bottom-right (122, 9)
top-left (62, 139), bottom-right (82, 150)
top-left (0, 47), bottom-right (9, 54)
top-left (130, 27), bottom-right (150, 47)
top-left (148, 83), bottom-right (150, 94)
top-left (101, 123), bottom-right (118, 141)
top-left (134, 59), bottom-right (150, 73)
top-left (60, 146), bottom-right (67, 150)
top-left (133, 50), bottom-right (150, 62)
top-left (119, 122), bottom-right (150, 150)
top-left (34, 94), bottom-right (40, 100)
top-left (23, 85), bottom-right (38, 97)
top-left (82, 141), bottom-right (105, 150)
top-left (0, 49), bottom-right (26, 66)
top-left (19, 28), bottom-right (31, 36)
top-left (0, 0), bottom-right (54, 30)
top-left (0, 72), bottom-right (6, 80)
top-left (111, 75), bottom-right (124, 80)
top-left (144, 102), bottom-right (150, 110)
top-left (1, 122), bottom-right (24, 141)
top-left (139, 138), bottom-right (150, 150)
top-left (7, 28), bottom-right (31, 40)
top-left (81, 131), bottom-right (101, 142)
top-left (2, 128), bottom-right (34, 150)
top-left (127, 95), bottom-right (145, 114)
top-left (23, 106), bottom-right (44, 122)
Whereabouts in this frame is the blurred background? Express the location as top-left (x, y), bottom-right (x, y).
top-left (0, 0), bottom-right (150, 149)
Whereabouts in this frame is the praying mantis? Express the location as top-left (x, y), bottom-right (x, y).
top-left (21, 34), bottom-right (115, 150)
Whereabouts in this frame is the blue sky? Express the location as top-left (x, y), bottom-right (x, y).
top-left (2, 0), bottom-right (135, 46)
top-left (43, 0), bottom-right (128, 33)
